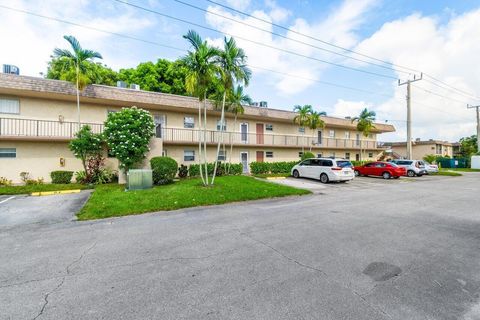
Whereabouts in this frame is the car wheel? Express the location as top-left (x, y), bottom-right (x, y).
top-left (320, 173), bottom-right (329, 184)
top-left (292, 170), bottom-right (300, 178)
top-left (407, 170), bottom-right (415, 177)
top-left (354, 170), bottom-right (360, 177)
top-left (382, 172), bottom-right (391, 179)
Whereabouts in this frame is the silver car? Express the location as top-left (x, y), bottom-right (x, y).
top-left (424, 161), bottom-right (439, 174)
top-left (291, 158), bottom-right (355, 183)
top-left (391, 159), bottom-right (427, 177)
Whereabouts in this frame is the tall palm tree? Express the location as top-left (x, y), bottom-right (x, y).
top-left (351, 108), bottom-right (376, 161)
top-left (211, 37), bottom-right (251, 185)
top-left (53, 35), bottom-right (102, 126)
top-left (293, 105), bottom-right (313, 153)
top-left (182, 30), bottom-right (219, 186)
top-left (308, 110), bottom-right (327, 151)
top-left (225, 85), bottom-right (252, 173)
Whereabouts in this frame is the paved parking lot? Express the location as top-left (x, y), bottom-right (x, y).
top-left (0, 191), bottom-right (91, 228)
top-left (1, 174), bottom-right (480, 319)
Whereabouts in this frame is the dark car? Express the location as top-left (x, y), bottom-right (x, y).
top-left (354, 162), bottom-right (406, 179)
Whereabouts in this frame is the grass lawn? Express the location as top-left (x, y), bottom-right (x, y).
top-left (77, 175), bottom-right (310, 220)
top-left (431, 170), bottom-right (463, 177)
top-left (440, 168), bottom-right (480, 172)
top-left (0, 183), bottom-right (87, 195)
top-left (253, 173), bottom-right (291, 178)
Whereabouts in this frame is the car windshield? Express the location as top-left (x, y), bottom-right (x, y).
top-left (388, 163), bottom-right (399, 167)
top-left (336, 160), bottom-right (353, 168)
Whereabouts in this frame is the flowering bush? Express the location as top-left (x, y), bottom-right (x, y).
top-left (69, 125), bottom-right (105, 182)
top-left (104, 106), bottom-right (155, 171)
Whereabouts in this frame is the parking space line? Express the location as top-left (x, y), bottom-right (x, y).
top-left (0, 196), bottom-right (15, 204)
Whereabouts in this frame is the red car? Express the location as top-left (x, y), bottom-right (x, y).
top-left (354, 161), bottom-right (406, 179)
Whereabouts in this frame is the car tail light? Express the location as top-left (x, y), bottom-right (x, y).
top-left (331, 167), bottom-right (342, 171)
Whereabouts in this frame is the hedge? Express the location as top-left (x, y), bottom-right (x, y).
top-left (50, 171), bottom-right (74, 184)
top-left (150, 156), bottom-right (178, 185)
top-left (250, 161), bottom-right (299, 175)
top-left (189, 162), bottom-right (243, 177)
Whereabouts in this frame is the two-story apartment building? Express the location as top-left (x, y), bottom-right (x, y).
top-left (384, 139), bottom-right (454, 160)
top-left (0, 73), bottom-right (395, 183)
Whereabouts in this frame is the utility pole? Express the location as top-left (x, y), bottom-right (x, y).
top-left (398, 73), bottom-right (423, 159)
top-left (467, 104), bottom-right (480, 152)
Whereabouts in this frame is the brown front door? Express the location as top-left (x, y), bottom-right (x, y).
top-left (256, 123), bottom-right (264, 144)
top-left (256, 151), bottom-right (264, 162)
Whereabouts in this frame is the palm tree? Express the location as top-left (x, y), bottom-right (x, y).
top-left (293, 105), bottom-right (313, 154)
top-left (308, 110), bottom-right (326, 151)
top-left (53, 35), bottom-right (102, 126)
top-left (351, 108), bottom-right (376, 161)
top-left (225, 85), bottom-right (252, 173)
top-left (182, 30), bottom-right (219, 186)
top-left (211, 37), bottom-right (251, 185)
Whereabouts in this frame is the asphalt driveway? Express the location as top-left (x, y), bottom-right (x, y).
top-left (1, 174), bottom-right (480, 319)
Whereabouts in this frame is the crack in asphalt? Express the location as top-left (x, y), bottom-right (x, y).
top-left (238, 229), bottom-right (393, 320)
top-left (31, 241), bottom-right (97, 320)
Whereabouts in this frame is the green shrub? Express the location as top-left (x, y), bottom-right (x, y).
top-left (250, 161), bottom-right (299, 174)
top-left (50, 171), bottom-right (73, 184)
top-left (351, 160), bottom-right (369, 167)
top-left (0, 177), bottom-right (12, 186)
top-left (150, 157), bottom-right (178, 185)
top-left (301, 151), bottom-right (315, 160)
top-left (189, 163), bottom-right (243, 177)
top-left (26, 178), bottom-right (44, 185)
top-left (178, 165), bottom-right (188, 178)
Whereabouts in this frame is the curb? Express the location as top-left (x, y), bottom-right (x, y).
top-left (30, 189), bottom-right (82, 196)
top-left (265, 177), bottom-right (287, 180)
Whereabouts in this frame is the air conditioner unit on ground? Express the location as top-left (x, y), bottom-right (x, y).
top-left (259, 101), bottom-right (268, 108)
top-left (130, 84), bottom-right (140, 90)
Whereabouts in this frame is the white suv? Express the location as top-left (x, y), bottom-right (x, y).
top-left (391, 159), bottom-right (427, 177)
top-left (291, 158), bottom-right (355, 183)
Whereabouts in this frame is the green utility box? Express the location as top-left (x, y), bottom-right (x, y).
top-left (127, 169), bottom-right (153, 191)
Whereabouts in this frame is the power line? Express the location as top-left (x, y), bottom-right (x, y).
top-left (412, 84), bottom-right (473, 105)
top-left (205, 0), bottom-right (480, 102)
top-left (0, 4), bottom-right (185, 53)
top-left (112, 0), bottom-right (398, 80)
top-left (204, 0), bottom-right (420, 75)
top-left (174, 0), bottom-right (411, 76)
top-left (423, 77), bottom-right (480, 102)
top-left (0, 3), bottom-right (473, 123)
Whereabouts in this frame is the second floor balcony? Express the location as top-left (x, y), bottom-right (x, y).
top-left (0, 117), bottom-right (383, 150)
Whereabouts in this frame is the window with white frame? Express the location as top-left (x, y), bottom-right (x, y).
top-left (329, 130), bottom-right (335, 138)
top-left (356, 133), bottom-right (360, 146)
top-left (345, 131), bottom-right (350, 139)
top-left (184, 150), bottom-right (195, 161)
top-left (216, 119), bottom-right (226, 131)
top-left (298, 127), bottom-right (305, 133)
top-left (0, 148), bottom-right (16, 158)
top-left (317, 153), bottom-right (322, 158)
top-left (266, 151), bottom-right (273, 158)
top-left (184, 116), bottom-right (194, 128)
top-left (162, 150), bottom-right (167, 157)
top-left (368, 152), bottom-right (373, 158)
top-left (298, 152), bottom-right (303, 158)
top-left (217, 150), bottom-right (227, 161)
top-left (345, 152), bottom-right (350, 160)
top-left (265, 124), bottom-right (273, 131)
top-left (0, 98), bottom-right (19, 114)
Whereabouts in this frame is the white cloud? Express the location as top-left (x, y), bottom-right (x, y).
top-left (331, 99), bottom-right (371, 118)
top-left (265, 0), bottom-right (291, 23)
top-left (0, 0), bottom-right (155, 76)
top-left (226, 0), bottom-right (251, 11)
top-left (205, 0), bottom-right (378, 96)
top-left (353, 9), bottom-right (480, 142)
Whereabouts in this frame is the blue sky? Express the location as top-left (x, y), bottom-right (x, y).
top-left (0, 0), bottom-right (479, 141)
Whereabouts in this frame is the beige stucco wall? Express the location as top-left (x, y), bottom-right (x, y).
top-left (390, 142), bottom-right (453, 160)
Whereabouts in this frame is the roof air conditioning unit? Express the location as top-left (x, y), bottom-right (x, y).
top-left (251, 101), bottom-right (259, 107)
top-left (3, 64), bottom-right (20, 75)
top-left (116, 81), bottom-right (127, 88)
top-left (259, 101), bottom-right (268, 108)
top-left (130, 84), bottom-right (140, 90)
